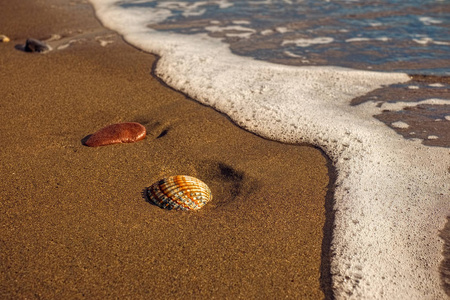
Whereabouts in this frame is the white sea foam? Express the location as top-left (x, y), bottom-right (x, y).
top-left (155, 0), bottom-right (208, 17)
top-left (391, 121), bottom-right (409, 129)
top-left (429, 83), bottom-right (445, 88)
top-left (419, 16), bottom-right (443, 25)
top-left (345, 37), bottom-right (390, 43)
top-left (282, 37), bottom-right (334, 47)
top-left (232, 20), bottom-right (251, 25)
top-left (369, 22), bottom-right (383, 27)
top-left (283, 50), bottom-right (307, 60)
top-left (205, 25), bottom-right (256, 38)
top-left (434, 40), bottom-right (450, 45)
top-left (276, 27), bottom-right (291, 33)
top-left (380, 98), bottom-right (450, 111)
top-left (413, 37), bottom-right (450, 46)
top-left (261, 29), bottom-right (274, 35)
top-left (89, 0), bottom-right (450, 298)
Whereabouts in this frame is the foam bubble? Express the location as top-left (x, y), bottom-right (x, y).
top-left (391, 121), bottom-right (409, 129)
top-left (89, 0), bottom-right (450, 298)
top-left (369, 22), bottom-right (383, 27)
top-left (413, 37), bottom-right (433, 45)
top-left (380, 98), bottom-right (450, 111)
top-left (434, 41), bottom-right (450, 46)
top-left (232, 20), bottom-right (251, 25)
top-left (205, 25), bottom-right (255, 33)
top-left (282, 37), bottom-right (334, 47)
top-left (205, 25), bottom-right (256, 38)
top-left (276, 27), bottom-right (290, 33)
top-left (429, 83), bottom-right (445, 88)
top-left (261, 29), bottom-right (274, 35)
top-left (419, 16), bottom-right (443, 25)
top-left (413, 37), bottom-right (450, 46)
top-left (345, 37), bottom-right (390, 43)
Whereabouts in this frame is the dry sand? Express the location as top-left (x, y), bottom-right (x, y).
top-left (0, 0), bottom-right (332, 298)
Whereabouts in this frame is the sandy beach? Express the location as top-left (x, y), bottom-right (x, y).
top-left (0, 0), bottom-right (332, 298)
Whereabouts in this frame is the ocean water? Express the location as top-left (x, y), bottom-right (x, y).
top-left (88, 0), bottom-right (449, 298)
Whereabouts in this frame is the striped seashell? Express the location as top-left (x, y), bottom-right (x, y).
top-left (147, 175), bottom-right (212, 211)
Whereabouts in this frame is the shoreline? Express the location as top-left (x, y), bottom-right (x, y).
top-left (88, 0), bottom-right (450, 297)
top-left (0, 0), bottom-right (332, 298)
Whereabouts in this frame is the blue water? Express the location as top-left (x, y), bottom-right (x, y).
top-left (120, 0), bottom-right (450, 75)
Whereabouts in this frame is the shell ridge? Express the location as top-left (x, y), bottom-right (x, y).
top-left (160, 180), bottom-right (191, 210)
top-left (147, 175), bottom-right (212, 211)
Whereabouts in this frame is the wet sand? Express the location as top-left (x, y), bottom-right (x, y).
top-left (0, 0), bottom-right (332, 299)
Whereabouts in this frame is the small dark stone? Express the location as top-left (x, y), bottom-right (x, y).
top-left (25, 38), bottom-right (51, 53)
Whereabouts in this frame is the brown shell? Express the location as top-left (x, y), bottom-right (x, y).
top-left (147, 175), bottom-right (212, 211)
top-left (85, 122), bottom-right (146, 147)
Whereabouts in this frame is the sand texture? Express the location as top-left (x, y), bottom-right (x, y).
top-left (0, 0), bottom-right (331, 298)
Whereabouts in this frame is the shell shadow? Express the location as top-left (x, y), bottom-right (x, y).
top-left (440, 216), bottom-right (450, 297)
top-left (14, 44), bottom-right (26, 51)
top-left (156, 128), bottom-right (170, 139)
top-left (81, 134), bottom-right (92, 146)
top-left (141, 187), bottom-right (159, 208)
top-left (320, 151), bottom-right (337, 300)
top-left (217, 162), bottom-right (244, 198)
top-left (196, 160), bottom-right (260, 208)
top-left (130, 118), bottom-right (170, 139)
